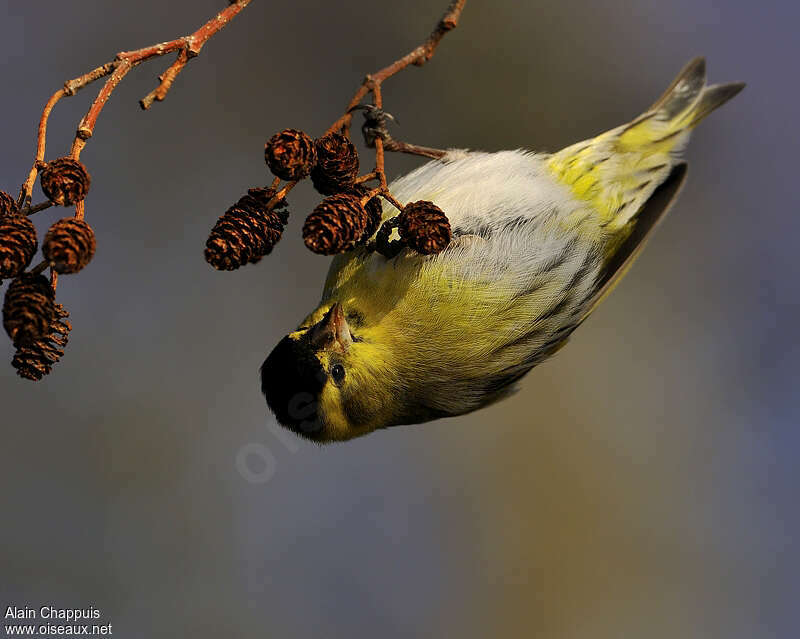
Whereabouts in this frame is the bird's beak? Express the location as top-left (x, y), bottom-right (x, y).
top-left (309, 302), bottom-right (352, 352)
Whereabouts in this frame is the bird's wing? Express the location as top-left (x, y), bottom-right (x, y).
top-left (579, 163), bottom-right (688, 322)
top-left (454, 164), bottom-right (688, 405)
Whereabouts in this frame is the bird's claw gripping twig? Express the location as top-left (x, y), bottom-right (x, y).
top-left (352, 104), bottom-right (447, 160)
top-left (349, 104), bottom-right (398, 149)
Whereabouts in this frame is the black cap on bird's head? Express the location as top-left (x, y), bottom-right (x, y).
top-left (260, 303), bottom-right (353, 440)
top-left (260, 331), bottom-right (326, 437)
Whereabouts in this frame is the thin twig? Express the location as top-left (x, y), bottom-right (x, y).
top-left (379, 191), bottom-right (405, 213)
top-left (18, 89), bottom-right (65, 208)
top-left (266, 180), bottom-right (299, 211)
top-left (382, 140), bottom-right (447, 160)
top-left (73, 0), bottom-right (252, 157)
top-left (139, 46), bottom-right (191, 110)
top-left (325, 0), bottom-right (466, 138)
top-left (71, 62), bottom-right (133, 159)
top-left (18, 1), bottom-right (252, 203)
top-left (355, 172), bottom-right (378, 184)
top-left (29, 260), bottom-right (49, 276)
top-left (371, 83), bottom-right (389, 191)
top-left (320, 0), bottom-right (465, 215)
top-left (23, 201), bottom-right (54, 216)
top-left (358, 187), bottom-right (383, 206)
top-left (63, 62), bottom-right (117, 96)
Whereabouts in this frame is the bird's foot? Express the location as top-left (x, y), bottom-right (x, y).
top-left (351, 105), bottom-right (447, 160)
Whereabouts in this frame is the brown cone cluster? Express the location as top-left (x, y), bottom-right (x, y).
top-left (210, 123), bottom-right (447, 265)
top-left (12, 303), bottom-right (71, 381)
top-left (0, 190), bottom-right (18, 217)
top-left (40, 157), bottom-right (91, 206)
top-left (398, 200), bottom-right (452, 254)
top-left (43, 218), bottom-right (96, 274)
top-left (205, 187), bottom-right (289, 270)
top-left (0, 215), bottom-right (38, 279)
top-left (310, 133), bottom-right (359, 195)
top-left (2, 273), bottom-right (56, 346)
top-left (303, 193), bottom-right (369, 255)
top-left (265, 129), bottom-right (317, 181)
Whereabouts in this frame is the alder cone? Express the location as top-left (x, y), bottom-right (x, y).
top-left (303, 193), bottom-right (368, 255)
top-left (265, 129), bottom-right (317, 181)
top-left (12, 303), bottom-right (71, 381)
top-left (205, 187), bottom-right (289, 270)
top-left (0, 215), bottom-right (38, 279)
top-left (43, 218), bottom-right (96, 274)
top-left (398, 200), bottom-right (452, 254)
top-left (40, 158), bottom-right (91, 206)
top-left (2, 273), bottom-right (56, 346)
top-left (310, 133), bottom-right (359, 195)
top-left (0, 190), bottom-right (18, 217)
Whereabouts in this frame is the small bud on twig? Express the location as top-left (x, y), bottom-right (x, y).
top-left (2, 273), bottom-right (56, 346)
top-left (265, 129), bottom-right (317, 181)
top-left (398, 200), bottom-right (451, 254)
top-left (12, 303), bottom-right (71, 381)
top-left (310, 133), bottom-right (359, 195)
top-left (0, 215), bottom-right (38, 279)
top-left (205, 187), bottom-right (288, 270)
top-left (303, 193), bottom-right (369, 255)
top-left (39, 158), bottom-right (91, 206)
top-left (43, 218), bottom-right (97, 274)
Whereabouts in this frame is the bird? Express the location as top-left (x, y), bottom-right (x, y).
top-left (261, 57), bottom-right (744, 443)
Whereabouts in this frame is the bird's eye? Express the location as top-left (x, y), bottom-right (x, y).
top-left (331, 363), bottom-right (346, 386)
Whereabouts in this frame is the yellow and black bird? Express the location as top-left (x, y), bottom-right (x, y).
top-left (261, 58), bottom-right (743, 442)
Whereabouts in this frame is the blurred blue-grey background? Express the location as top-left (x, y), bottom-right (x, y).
top-left (1, 1), bottom-right (797, 637)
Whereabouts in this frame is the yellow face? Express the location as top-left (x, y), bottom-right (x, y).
top-left (261, 301), bottom-right (397, 443)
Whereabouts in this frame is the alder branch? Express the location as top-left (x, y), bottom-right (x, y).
top-left (325, 0), bottom-right (465, 140)
top-left (18, 0), bottom-right (252, 207)
top-left (2, 0), bottom-right (464, 382)
top-left (266, 0), bottom-right (466, 213)
top-left (341, 0), bottom-right (464, 208)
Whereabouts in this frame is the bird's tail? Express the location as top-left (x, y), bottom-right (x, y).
top-left (618, 57), bottom-right (745, 155)
top-left (548, 57), bottom-right (744, 231)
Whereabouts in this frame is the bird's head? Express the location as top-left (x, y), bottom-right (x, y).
top-left (260, 301), bottom-right (395, 442)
